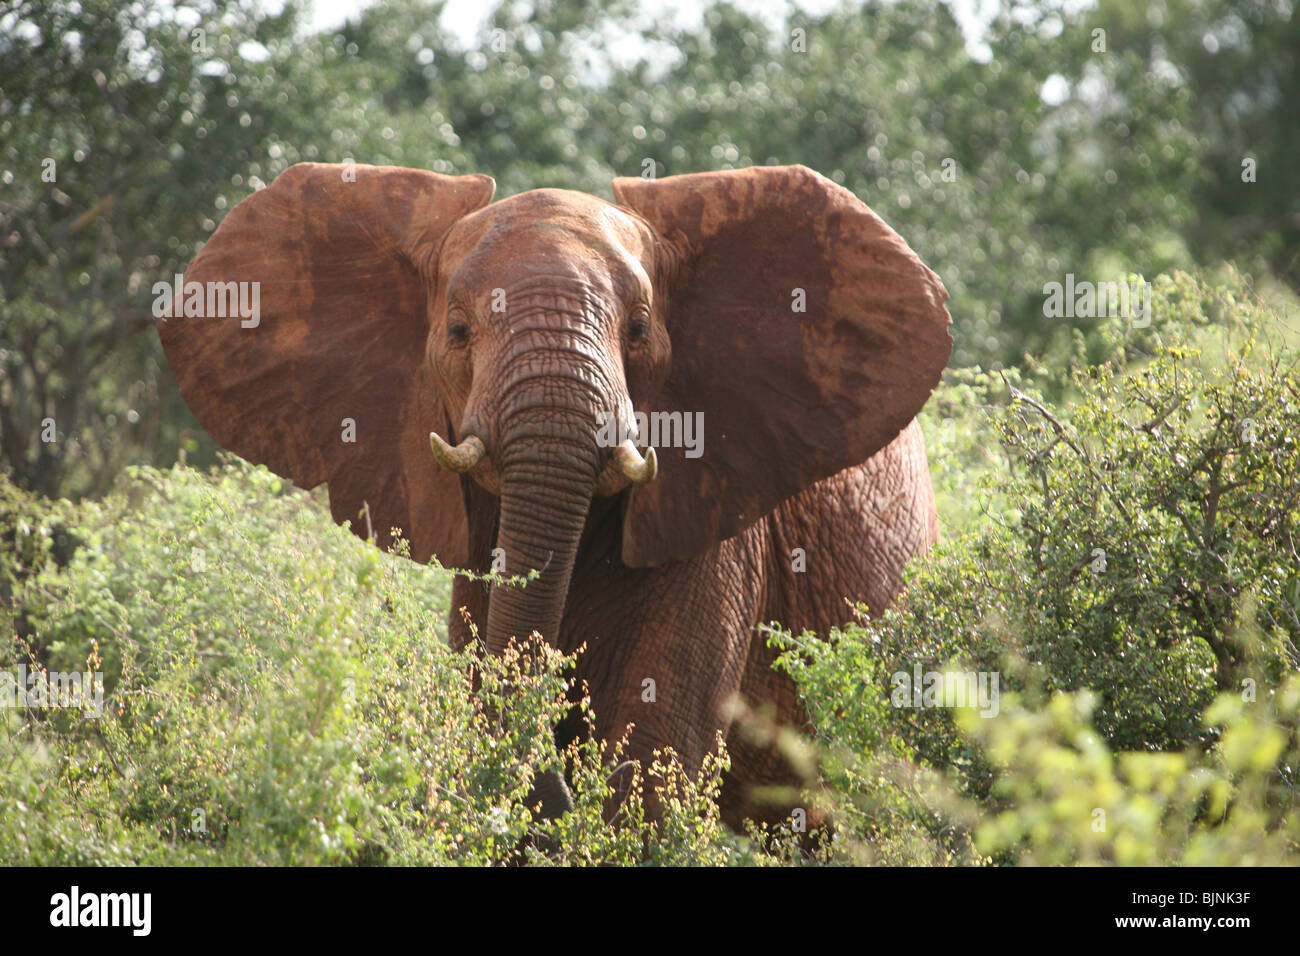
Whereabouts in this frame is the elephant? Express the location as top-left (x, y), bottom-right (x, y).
top-left (157, 161), bottom-right (952, 830)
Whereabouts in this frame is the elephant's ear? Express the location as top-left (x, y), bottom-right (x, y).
top-left (158, 162), bottom-right (495, 565)
top-left (612, 165), bottom-right (951, 567)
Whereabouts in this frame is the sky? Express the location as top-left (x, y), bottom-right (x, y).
top-left (302, 0), bottom-right (1003, 61)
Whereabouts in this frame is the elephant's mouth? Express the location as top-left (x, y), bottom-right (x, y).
top-left (431, 428), bottom-right (655, 498)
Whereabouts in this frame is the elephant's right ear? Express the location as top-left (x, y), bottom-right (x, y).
top-left (158, 162), bottom-right (494, 566)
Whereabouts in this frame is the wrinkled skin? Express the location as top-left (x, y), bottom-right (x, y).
top-left (159, 162), bottom-right (951, 829)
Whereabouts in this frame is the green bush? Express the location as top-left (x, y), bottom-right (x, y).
top-left (963, 678), bottom-right (1300, 865)
top-left (0, 461), bottom-right (746, 865)
top-left (770, 270), bottom-right (1300, 864)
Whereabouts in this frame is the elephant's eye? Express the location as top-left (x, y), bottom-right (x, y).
top-left (447, 317), bottom-right (469, 344)
top-left (626, 309), bottom-right (650, 345)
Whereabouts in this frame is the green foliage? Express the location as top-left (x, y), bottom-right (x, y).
top-left (0, 0), bottom-right (315, 496)
top-left (962, 679), bottom-right (1300, 865)
top-left (920, 365), bottom-right (1020, 534)
top-left (1002, 271), bottom-right (1298, 739)
top-left (0, 459), bottom-right (741, 864)
top-left (770, 271), bottom-right (1300, 864)
top-left (917, 271), bottom-right (1299, 750)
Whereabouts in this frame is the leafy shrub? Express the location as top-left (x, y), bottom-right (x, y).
top-left (963, 677), bottom-right (1300, 865)
top-left (770, 270), bottom-right (1300, 864)
top-left (0, 461), bottom-right (741, 865)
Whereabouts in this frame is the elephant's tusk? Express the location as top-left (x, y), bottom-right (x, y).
top-left (429, 432), bottom-right (486, 473)
top-left (613, 440), bottom-right (658, 484)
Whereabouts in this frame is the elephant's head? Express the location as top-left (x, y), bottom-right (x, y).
top-left (159, 162), bottom-right (951, 658)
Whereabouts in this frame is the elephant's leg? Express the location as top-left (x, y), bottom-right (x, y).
top-left (724, 419), bottom-right (940, 832)
top-left (716, 632), bottom-right (816, 832)
top-left (562, 530), bottom-right (768, 822)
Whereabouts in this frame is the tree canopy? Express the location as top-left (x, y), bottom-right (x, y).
top-left (2, 0), bottom-right (1296, 497)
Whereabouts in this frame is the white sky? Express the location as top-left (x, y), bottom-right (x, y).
top-left (303, 0), bottom-right (1002, 60)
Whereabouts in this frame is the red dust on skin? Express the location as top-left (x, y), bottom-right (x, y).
top-left (158, 161), bottom-right (952, 829)
top-left (428, 189), bottom-right (673, 499)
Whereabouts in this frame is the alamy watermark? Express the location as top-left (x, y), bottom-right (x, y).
top-left (891, 664), bottom-right (1000, 718)
top-left (152, 274), bottom-right (261, 328)
top-left (1042, 274), bottom-right (1150, 327)
top-left (50, 886), bottom-right (151, 936)
top-left (596, 410), bottom-right (704, 458)
top-left (1, 663), bottom-right (104, 718)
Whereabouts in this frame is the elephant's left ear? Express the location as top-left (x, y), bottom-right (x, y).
top-left (612, 165), bottom-right (952, 567)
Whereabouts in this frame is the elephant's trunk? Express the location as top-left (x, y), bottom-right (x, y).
top-left (485, 467), bottom-right (592, 657)
top-left (481, 410), bottom-right (597, 822)
top-left (483, 384), bottom-right (606, 658)
top-left (469, 305), bottom-right (629, 821)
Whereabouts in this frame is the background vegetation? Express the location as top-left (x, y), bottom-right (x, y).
top-left (1, 0), bottom-right (1298, 864)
